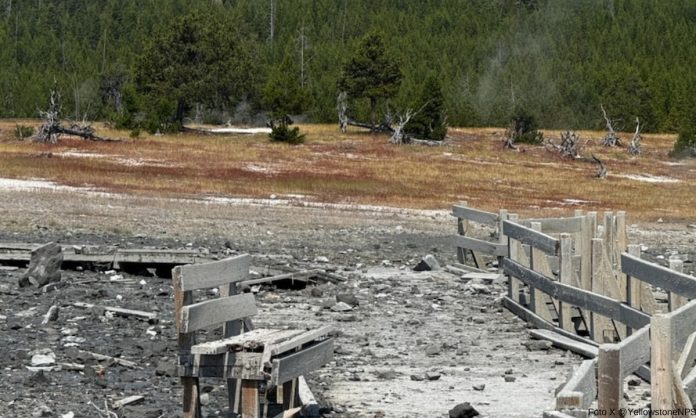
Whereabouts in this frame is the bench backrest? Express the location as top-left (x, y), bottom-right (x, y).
top-left (173, 255), bottom-right (254, 342)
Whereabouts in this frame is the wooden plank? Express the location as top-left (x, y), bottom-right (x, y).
top-left (556, 359), bottom-right (597, 410)
top-left (529, 329), bottom-right (598, 358)
top-left (621, 253), bottom-right (696, 299)
top-left (683, 366), bottom-right (696, 401)
top-left (503, 258), bottom-right (650, 330)
top-left (113, 395), bottom-right (144, 409)
top-left (271, 339), bottom-right (333, 386)
top-left (651, 313), bottom-right (674, 411)
top-left (593, 238), bottom-right (625, 341)
top-left (191, 329), bottom-right (289, 355)
top-left (597, 344), bottom-right (622, 415)
top-left (530, 222), bottom-right (554, 322)
top-left (503, 220), bottom-right (560, 256)
top-left (519, 216), bottom-right (584, 233)
top-left (182, 376), bottom-right (202, 418)
top-left (503, 296), bottom-right (596, 347)
top-left (559, 234), bottom-right (574, 332)
top-left (676, 332), bottom-right (696, 379)
top-left (672, 362), bottom-right (694, 412)
top-left (455, 202), bottom-right (469, 264)
top-left (507, 213), bottom-right (522, 302)
top-left (72, 302), bottom-right (158, 321)
top-left (617, 325), bottom-right (650, 377)
top-left (180, 293), bottom-right (258, 333)
top-left (670, 259), bottom-right (689, 311)
top-left (270, 326), bottom-right (334, 356)
top-left (666, 299), bottom-right (696, 355)
top-left (454, 235), bottom-right (507, 256)
top-left (297, 376), bottom-right (319, 416)
top-left (452, 204), bottom-right (499, 225)
top-left (543, 412), bottom-right (580, 418)
top-left (239, 270), bottom-right (321, 287)
top-left (174, 255), bottom-right (251, 291)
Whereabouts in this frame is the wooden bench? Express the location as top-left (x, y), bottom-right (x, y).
top-left (173, 254), bottom-right (333, 418)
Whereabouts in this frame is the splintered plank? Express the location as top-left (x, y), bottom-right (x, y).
top-left (191, 328), bottom-right (291, 355)
top-left (270, 339), bottom-right (334, 386)
top-left (180, 293), bottom-right (257, 333)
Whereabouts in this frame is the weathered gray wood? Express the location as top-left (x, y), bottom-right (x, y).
top-left (452, 204), bottom-right (499, 225)
top-left (672, 361), bottom-right (694, 411)
top-left (270, 326), bottom-right (334, 356)
top-left (503, 296), bottom-right (596, 347)
top-left (174, 255), bottom-right (251, 291)
top-left (503, 220), bottom-right (560, 256)
top-left (670, 259), bottom-right (689, 311)
top-left (683, 366), bottom-right (696, 401)
top-left (239, 270), bottom-right (321, 287)
top-left (72, 302), bottom-right (158, 321)
top-left (191, 329), bottom-right (290, 355)
top-left (180, 293), bottom-right (257, 333)
top-left (667, 299), bottom-right (696, 355)
top-left (652, 313), bottom-right (674, 411)
top-left (621, 253), bottom-right (696, 299)
top-left (113, 395), bottom-right (145, 409)
top-left (543, 412), bottom-right (581, 418)
top-left (454, 235), bottom-right (507, 256)
top-left (559, 234), bottom-right (574, 332)
top-left (297, 376), bottom-right (319, 416)
top-left (271, 339), bottom-right (334, 386)
top-left (507, 213), bottom-right (522, 302)
top-left (557, 359), bottom-right (597, 410)
top-left (519, 216), bottom-right (584, 233)
top-left (676, 332), bottom-right (696, 379)
top-left (617, 325), bottom-right (651, 377)
top-left (503, 258), bottom-right (650, 329)
top-left (530, 329), bottom-right (599, 358)
top-left (530, 222), bottom-right (554, 321)
top-left (598, 344), bottom-right (622, 414)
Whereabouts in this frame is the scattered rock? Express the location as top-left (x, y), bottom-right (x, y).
top-left (414, 254), bottom-right (440, 271)
top-left (410, 374), bottom-right (424, 381)
top-left (472, 383), bottom-right (485, 391)
top-left (425, 371), bottom-right (441, 381)
top-left (504, 375), bottom-right (516, 382)
top-left (331, 302), bottom-right (353, 312)
top-left (314, 256), bottom-right (330, 263)
top-left (425, 344), bottom-right (441, 356)
top-left (30, 349), bottom-right (56, 367)
top-left (336, 293), bottom-right (359, 307)
top-left (523, 340), bottom-right (552, 351)
top-left (449, 402), bottom-right (480, 418)
top-left (19, 242), bottom-right (63, 288)
top-left (31, 404), bottom-right (52, 417)
top-left (310, 287), bottom-right (323, 297)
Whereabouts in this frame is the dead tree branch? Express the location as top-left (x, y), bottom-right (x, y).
top-left (503, 126), bottom-right (518, 150)
top-left (628, 117), bottom-right (641, 155)
top-left (601, 104), bottom-right (621, 147)
top-left (592, 154), bottom-right (607, 179)
top-left (546, 131), bottom-right (582, 158)
top-left (389, 109), bottom-right (414, 144)
top-left (337, 91), bottom-right (348, 133)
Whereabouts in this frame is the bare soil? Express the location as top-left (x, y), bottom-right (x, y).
top-left (0, 186), bottom-right (694, 418)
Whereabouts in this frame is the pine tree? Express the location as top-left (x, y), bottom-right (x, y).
top-left (406, 76), bottom-right (447, 140)
top-left (337, 32), bottom-right (402, 128)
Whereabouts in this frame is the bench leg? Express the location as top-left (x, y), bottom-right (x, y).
top-left (182, 376), bottom-right (201, 418)
top-left (282, 379), bottom-right (298, 409)
top-left (227, 378), bottom-right (241, 414)
top-left (241, 380), bottom-right (260, 418)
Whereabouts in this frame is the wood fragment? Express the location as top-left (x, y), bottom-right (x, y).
top-left (72, 302), bottom-right (158, 322)
top-left (113, 395), bottom-right (144, 409)
top-left (81, 350), bottom-right (138, 369)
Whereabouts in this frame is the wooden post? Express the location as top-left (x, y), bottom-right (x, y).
top-left (221, 282), bottom-right (243, 413)
top-left (241, 380), bottom-right (260, 418)
top-left (456, 201), bottom-right (468, 264)
top-left (626, 244), bottom-right (641, 312)
top-left (173, 267), bottom-right (202, 418)
top-left (587, 211), bottom-right (598, 239)
top-left (507, 213), bottom-right (522, 303)
top-left (615, 212), bottom-right (628, 332)
top-left (530, 222), bottom-right (554, 321)
top-left (597, 344), bottom-right (622, 414)
top-left (652, 313), bottom-right (674, 411)
top-left (559, 234), bottom-right (574, 332)
top-left (591, 238), bottom-right (614, 343)
top-left (497, 209), bottom-right (508, 273)
top-left (670, 258), bottom-right (688, 311)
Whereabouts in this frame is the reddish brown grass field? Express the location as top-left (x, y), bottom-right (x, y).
top-left (0, 120), bottom-right (694, 221)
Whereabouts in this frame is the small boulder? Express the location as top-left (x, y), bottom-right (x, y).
top-left (331, 302), bottom-right (353, 312)
top-left (449, 402), bottom-right (480, 418)
top-left (472, 383), bottom-right (485, 391)
top-left (19, 242), bottom-right (63, 288)
top-left (414, 254), bottom-right (440, 271)
top-left (336, 293), bottom-right (359, 307)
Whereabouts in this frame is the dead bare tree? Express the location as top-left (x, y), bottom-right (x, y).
top-left (628, 117), bottom-right (641, 155)
top-left (503, 126), bottom-right (518, 150)
top-left (546, 131), bottom-right (582, 158)
top-left (601, 104), bottom-right (621, 147)
top-left (337, 91), bottom-right (348, 133)
top-left (389, 109), bottom-right (414, 144)
top-left (592, 154), bottom-right (607, 179)
top-left (34, 86), bottom-right (112, 143)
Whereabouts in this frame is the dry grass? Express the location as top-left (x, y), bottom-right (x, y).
top-left (0, 120), bottom-right (694, 221)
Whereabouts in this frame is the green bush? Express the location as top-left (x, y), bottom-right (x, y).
top-left (510, 107), bottom-right (543, 145)
top-left (129, 128), bottom-right (141, 138)
top-left (14, 125), bottom-right (34, 140)
top-left (670, 126), bottom-right (696, 158)
top-left (268, 115), bottom-right (305, 145)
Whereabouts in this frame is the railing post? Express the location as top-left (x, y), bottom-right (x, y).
top-left (651, 313), bottom-right (674, 411)
top-left (530, 222), bottom-right (553, 321)
top-left (559, 233), bottom-right (573, 332)
top-left (507, 214), bottom-right (522, 303)
top-left (456, 201), bottom-right (468, 264)
top-left (597, 344), bottom-right (621, 414)
top-left (497, 209), bottom-right (508, 274)
top-left (670, 258), bottom-right (687, 311)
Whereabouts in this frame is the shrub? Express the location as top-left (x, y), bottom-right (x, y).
top-left (509, 107), bottom-right (543, 145)
top-left (14, 125), bottom-right (34, 140)
top-left (670, 126), bottom-right (696, 158)
top-left (268, 115), bottom-right (305, 145)
top-left (129, 128), bottom-right (141, 138)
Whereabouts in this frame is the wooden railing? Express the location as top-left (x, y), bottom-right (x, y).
top-left (451, 201), bottom-right (507, 272)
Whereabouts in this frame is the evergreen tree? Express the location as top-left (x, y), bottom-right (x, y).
top-left (338, 32), bottom-right (402, 128)
top-left (134, 12), bottom-right (256, 131)
top-left (406, 76), bottom-right (447, 140)
top-left (262, 52), bottom-right (309, 144)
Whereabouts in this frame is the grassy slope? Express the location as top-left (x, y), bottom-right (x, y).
top-left (0, 120), bottom-right (693, 221)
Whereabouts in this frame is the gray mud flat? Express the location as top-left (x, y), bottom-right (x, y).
top-left (0, 186), bottom-right (694, 417)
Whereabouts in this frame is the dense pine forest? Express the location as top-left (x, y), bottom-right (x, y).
top-left (1, 0), bottom-right (695, 133)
